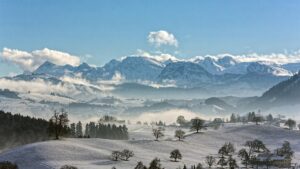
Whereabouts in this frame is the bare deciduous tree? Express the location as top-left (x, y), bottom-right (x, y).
top-left (205, 155), bottom-right (215, 168)
top-left (152, 128), bottom-right (164, 141)
top-left (49, 109), bottom-right (69, 140)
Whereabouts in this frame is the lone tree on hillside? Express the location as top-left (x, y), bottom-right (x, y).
top-left (190, 118), bottom-right (205, 133)
top-left (48, 109), bottom-right (69, 140)
top-left (205, 155), bottom-right (216, 168)
top-left (121, 149), bottom-right (134, 161)
top-left (170, 149), bottom-right (182, 162)
top-left (285, 119), bottom-right (296, 130)
top-left (175, 129), bottom-right (185, 141)
top-left (152, 128), bottom-right (164, 141)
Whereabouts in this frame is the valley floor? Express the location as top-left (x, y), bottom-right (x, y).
top-left (1, 124), bottom-right (300, 169)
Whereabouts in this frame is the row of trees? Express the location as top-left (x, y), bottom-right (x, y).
top-left (115, 140), bottom-right (292, 169)
top-left (229, 112), bottom-right (299, 130)
top-left (111, 149), bottom-right (134, 161)
top-left (201, 140), bottom-right (294, 169)
top-left (0, 110), bottom-right (49, 150)
top-left (229, 112), bottom-right (272, 124)
top-left (47, 110), bottom-right (129, 140)
top-left (85, 122), bottom-right (128, 139)
top-left (152, 117), bottom-right (205, 141)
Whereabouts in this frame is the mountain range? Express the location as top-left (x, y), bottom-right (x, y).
top-left (10, 55), bottom-right (297, 97)
top-left (0, 55), bottom-right (300, 118)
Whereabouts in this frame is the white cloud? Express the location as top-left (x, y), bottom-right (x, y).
top-left (191, 51), bottom-right (300, 65)
top-left (131, 109), bottom-right (224, 125)
top-left (148, 30), bottom-right (178, 47)
top-left (1, 48), bottom-right (81, 72)
top-left (0, 78), bottom-right (75, 94)
top-left (135, 49), bottom-right (179, 62)
top-left (231, 52), bottom-right (300, 64)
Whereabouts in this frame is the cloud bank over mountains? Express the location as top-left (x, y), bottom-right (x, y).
top-left (1, 48), bottom-right (81, 72)
top-left (2, 47), bottom-right (300, 75)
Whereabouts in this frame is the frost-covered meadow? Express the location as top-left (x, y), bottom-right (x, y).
top-left (1, 123), bottom-right (299, 169)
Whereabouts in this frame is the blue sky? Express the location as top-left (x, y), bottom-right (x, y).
top-left (0, 0), bottom-right (300, 76)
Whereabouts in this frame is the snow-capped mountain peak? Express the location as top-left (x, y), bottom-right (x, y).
top-left (247, 62), bottom-right (292, 76)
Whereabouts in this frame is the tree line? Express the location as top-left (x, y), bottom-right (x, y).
top-left (48, 110), bottom-right (129, 140)
top-left (0, 109), bottom-right (129, 151)
top-left (0, 110), bottom-right (49, 150)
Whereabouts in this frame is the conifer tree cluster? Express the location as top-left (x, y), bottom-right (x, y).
top-left (0, 110), bottom-right (49, 150)
top-left (85, 122), bottom-right (129, 140)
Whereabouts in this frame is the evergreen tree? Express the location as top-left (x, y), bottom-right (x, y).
top-left (238, 148), bottom-right (250, 168)
top-left (230, 113), bottom-right (236, 123)
top-left (228, 155), bottom-right (238, 169)
top-left (217, 155), bottom-right (227, 169)
top-left (70, 123), bottom-right (76, 137)
top-left (149, 158), bottom-right (162, 169)
top-left (76, 121), bottom-right (83, 137)
top-left (134, 161), bottom-right (147, 169)
top-left (84, 123), bottom-right (89, 137)
top-left (266, 114), bottom-right (273, 122)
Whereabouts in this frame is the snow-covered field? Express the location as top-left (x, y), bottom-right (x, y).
top-left (1, 124), bottom-right (300, 169)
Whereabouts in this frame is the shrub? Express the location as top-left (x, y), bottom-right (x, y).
top-left (111, 151), bottom-right (122, 161)
top-left (121, 149), bottom-right (134, 161)
top-left (60, 165), bottom-right (78, 169)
